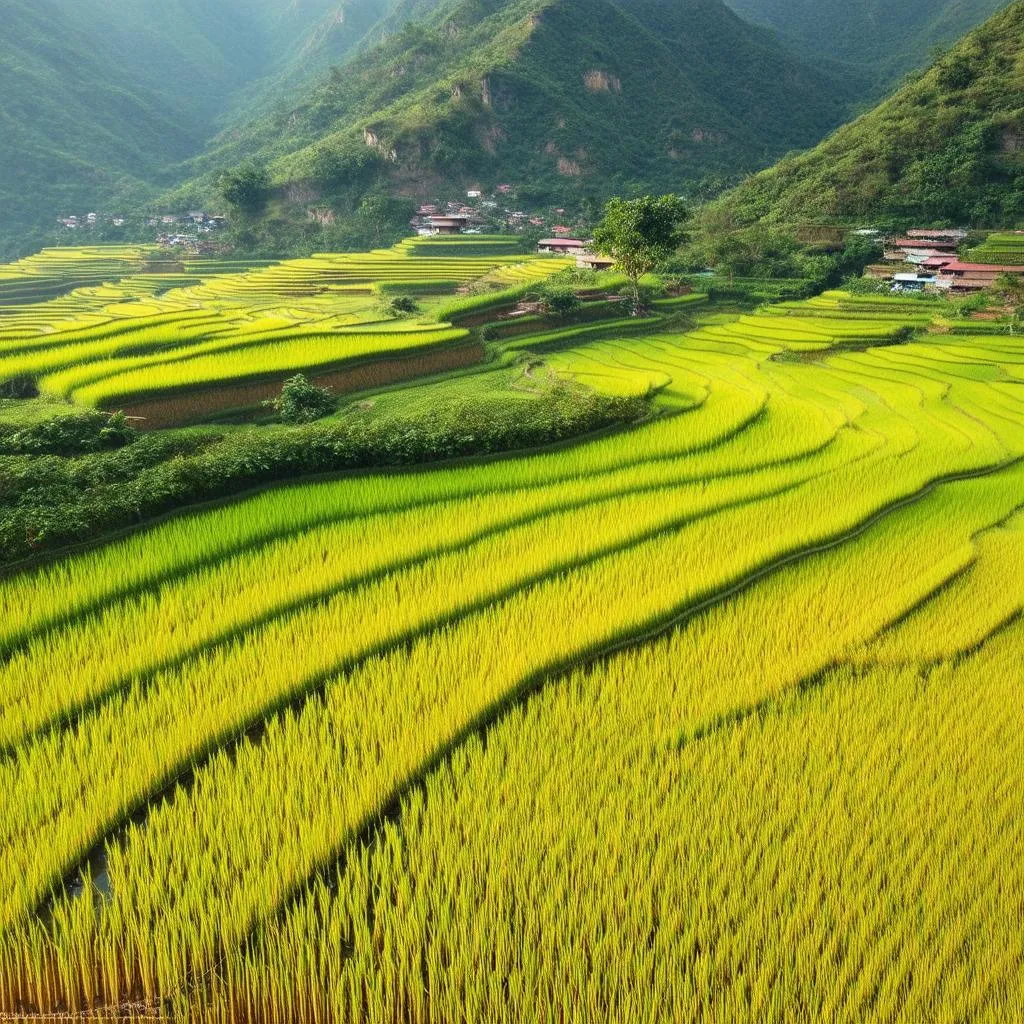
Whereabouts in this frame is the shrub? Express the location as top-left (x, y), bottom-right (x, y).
top-left (540, 287), bottom-right (582, 320)
top-left (0, 410), bottom-right (136, 456)
top-left (268, 375), bottom-right (338, 425)
top-left (387, 296), bottom-right (420, 316)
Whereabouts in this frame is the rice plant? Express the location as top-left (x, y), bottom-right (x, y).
top-left (0, 278), bottom-right (1022, 1022)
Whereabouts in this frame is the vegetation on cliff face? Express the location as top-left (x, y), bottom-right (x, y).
top-left (185, 0), bottom-right (862, 217)
top-left (712, 1), bottom-right (1024, 227)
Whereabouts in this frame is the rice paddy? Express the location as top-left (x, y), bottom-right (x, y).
top-left (965, 231), bottom-right (1024, 265)
top-left (0, 250), bottom-right (1022, 1021)
top-left (0, 241), bottom-right (570, 423)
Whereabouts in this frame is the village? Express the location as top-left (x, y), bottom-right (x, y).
top-left (863, 228), bottom-right (1024, 293)
top-left (56, 191), bottom-right (1024, 295)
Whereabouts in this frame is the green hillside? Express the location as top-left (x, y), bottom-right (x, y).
top-left (0, 0), bottom-right (400, 260)
top-left (713, 0), bottom-right (1024, 227)
top-left (189, 0), bottom-right (862, 215)
top-left (724, 0), bottom-right (1009, 83)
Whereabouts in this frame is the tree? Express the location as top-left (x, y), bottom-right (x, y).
top-left (993, 274), bottom-right (1024, 333)
top-left (993, 273), bottom-right (1024, 309)
top-left (592, 195), bottom-right (689, 312)
top-left (358, 192), bottom-right (416, 245)
top-left (218, 162), bottom-right (272, 215)
top-left (268, 374), bottom-right (337, 424)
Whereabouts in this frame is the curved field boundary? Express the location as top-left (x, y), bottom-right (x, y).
top-left (181, 457), bottom-right (1020, 1014)
top-left (118, 341), bottom-right (486, 429)
top-left (1, 465), bottom-right (823, 762)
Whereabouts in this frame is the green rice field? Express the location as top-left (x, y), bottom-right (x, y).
top-left (966, 231), bottom-right (1024, 265)
top-left (0, 241), bottom-right (573, 421)
top-left (0, 246), bottom-right (1023, 1021)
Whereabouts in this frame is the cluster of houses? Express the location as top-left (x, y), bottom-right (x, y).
top-left (59, 212), bottom-right (126, 230)
top-left (58, 211), bottom-right (227, 237)
top-left (868, 229), bottom-right (1024, 294)
top-left (412, 189), bottom-right (615, 270)
top-left (412, 187), bottom-right (585, 240)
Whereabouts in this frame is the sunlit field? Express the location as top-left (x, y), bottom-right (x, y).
top-left (0, 245), bottom-right (1022, 1022)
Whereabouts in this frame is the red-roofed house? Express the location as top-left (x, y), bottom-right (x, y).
top-left (538, 238), bottom-right (588, 255)
top-left (938, 261), bottom-right (1024, 292)
top-left (423, 215), bottom-right (469, 235)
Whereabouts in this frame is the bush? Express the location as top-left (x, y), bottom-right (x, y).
top-left (840, 275), bottom-right (892, 296)
top-left (268, 375), bottom-right (338, 425)
top-left (386, 295), bottom-right (420, 316)
top-left (619, 281), bottom-right (666, 314)
top-left (0, 410), bottom-right (136, 456)
top-left (540, 286), bottom-right (581, 319)
top-left (0, 387), bottom-right (648, 563)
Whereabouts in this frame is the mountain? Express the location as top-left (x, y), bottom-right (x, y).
top-left (189, 0), bottom-right (863, 214)
top-left (710, 0), bottom-right (1024, 228)
top-left (0, 0), bottom-right (401, 258)
top-left (722, 0), bottom-right (1010, 84)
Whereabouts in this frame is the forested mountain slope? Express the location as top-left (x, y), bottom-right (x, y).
top-left (713, 0), bottom-right (1024, 226)
top-left (0, 0), bottom-right (397, 257)
top-left (724, 0), bottom-right (1009, 84)
top-left (189, 0), bottom-right (862, 211)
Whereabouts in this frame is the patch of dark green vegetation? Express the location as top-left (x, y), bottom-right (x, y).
top-left (0, 380), bottom-right (644, 566)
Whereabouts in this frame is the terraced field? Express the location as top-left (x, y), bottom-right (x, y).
top-left (0, 279), bottom-right (1022, 1021)
top-left (966, 231), bottom-right (1024, 265)
top-left (0, 241), bottom-right (571, 425)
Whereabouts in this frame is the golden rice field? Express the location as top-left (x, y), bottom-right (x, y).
top-left (0, 249), bottom-right (1023, 1022)
top-left (0, 241), bottom-right (572, 420)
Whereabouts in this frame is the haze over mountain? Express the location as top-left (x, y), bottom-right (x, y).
top-left (182, 0), bottom-right (862, 214)
top-left (723, 0), bottom-right (1010, 85)
top-left (0, 0), bottom-right (398, 252)
top-left (713, 0), bottom-right (1024, 227)
top-left (0, 0), bottom-right (1019, 260)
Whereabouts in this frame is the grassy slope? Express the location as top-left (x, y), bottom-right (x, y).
top-left (724, 0), bottom-right (1009, 80)
top-left (714, 0), bottom-right (1024, 226)
top-left (186, 0), bottom-right (863, 205)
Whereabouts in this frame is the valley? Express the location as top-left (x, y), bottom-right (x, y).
top-left (1, 1), bottom-right (1023, 1021)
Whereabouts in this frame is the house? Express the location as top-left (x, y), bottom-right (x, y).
top-left (938, 261), bottom-right (1024, 292)
top-left (529, 217), bottom-right (545, 227)
top-left (466, 190), bottom-right (482, 199)
top-left (576, 253), bottom-right (616, 271)
top-left (551, 225), bottom-right (574, 236)
top-left (884, 232), bottom-right (964, 263)
top-left (907, 228), bottom-right (967, 242)
top-left (496, 184), bottom-right (515, 194)
top-left (417, 204), bottom-right (439, 216)
top-left (892, 236), bottom-right (960, 253)
top-left (424, 215), bottom-right (469, 235)
top-left (921, 255), bottom-right (956, 273)
top-left (892, 273), bottom-right (936, 293)
top-left (538, 238), bottom-right (588, 255)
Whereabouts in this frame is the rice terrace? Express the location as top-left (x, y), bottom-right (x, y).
top-left (0, 223), bottom-right (1022, 1023)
